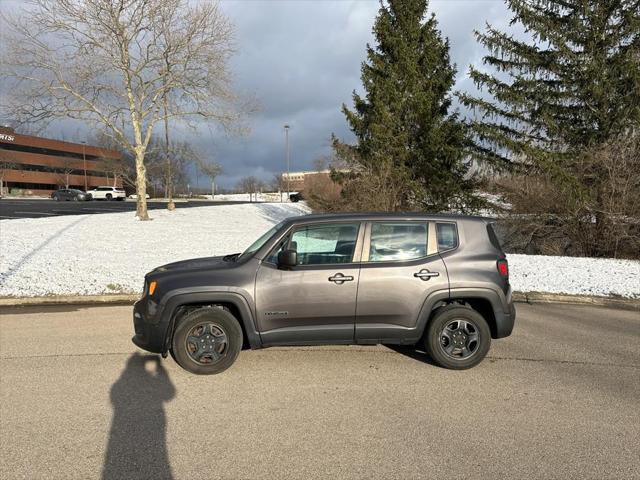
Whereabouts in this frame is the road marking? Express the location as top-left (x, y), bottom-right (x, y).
top-left (13, 211), bottom-right (58, 216)
top-left (0, 215), bottom-right (21, 219)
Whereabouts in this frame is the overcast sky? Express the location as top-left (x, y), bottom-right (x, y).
top-left (2, 0), bottom-right (515, 189)
top-left (210, 0), bottom-right (513, 188)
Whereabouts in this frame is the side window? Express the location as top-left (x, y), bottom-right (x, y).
top-left (368, 222), bottom-right (428, 262)
top-left (436, 223), bottom-right (458, 251)
top-left (290, 223), bottom-right (359, 265)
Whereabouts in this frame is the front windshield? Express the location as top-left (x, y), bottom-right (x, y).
top-left (238, 221), bottom-right (286, 259)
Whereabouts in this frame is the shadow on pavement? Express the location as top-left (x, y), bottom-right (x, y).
top-left (102, 353), bottom-right (176, 480)
top-left (385, 344), bottom-right (439, 367)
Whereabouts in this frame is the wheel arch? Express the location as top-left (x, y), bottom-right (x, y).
top-left (417, 288), bottom-right (506, 340)
top-left (160, 291), bottom-right (262, 353)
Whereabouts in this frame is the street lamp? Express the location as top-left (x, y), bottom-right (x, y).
top-left (284, 124), bottom-right (290, 201)
top-left (81, 141), bottom-right (87, 191)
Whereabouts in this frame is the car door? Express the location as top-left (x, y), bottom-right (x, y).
top-left (254, 221), bottom-right (364, 346)
top-left (355, 221), bottom-right (449, 343)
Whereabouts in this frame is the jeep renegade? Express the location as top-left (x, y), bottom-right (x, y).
top-left (132, 213), bottom-right (515, 374)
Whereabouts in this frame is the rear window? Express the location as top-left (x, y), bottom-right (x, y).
top-left (436, 223), bottom-right (458, 251)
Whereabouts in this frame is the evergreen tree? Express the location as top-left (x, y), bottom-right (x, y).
top-left (459, 0), bottom-right (640, 179)
top-left (333, 0), bottom-right (476, 212)
top-left (459, 0), bottom-right (640, 257)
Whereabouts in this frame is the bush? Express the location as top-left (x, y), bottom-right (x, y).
top-left (494, 134), bottom-right (640, 259)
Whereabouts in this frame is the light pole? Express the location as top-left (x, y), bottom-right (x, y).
top-left (81, 141), bottom-right (87, 191)
top-left (284, 124), bottom-right (290, 201)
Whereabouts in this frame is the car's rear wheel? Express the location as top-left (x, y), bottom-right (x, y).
top-left (53, 195), bottom-right (60, 201)
top-left (106, 193), bottom-right (113, 201)
top-left (171, 307), bottom-right (243, 375)
top-left (424, 305), bottom-right (491, 370)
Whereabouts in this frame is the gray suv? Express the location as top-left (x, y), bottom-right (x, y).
top-left (132, 213), bottom-right (515, 374)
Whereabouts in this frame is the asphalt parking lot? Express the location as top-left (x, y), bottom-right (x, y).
top-left (0, 199), bottom-right (252, 219)
top-left (0, 302), bottom-right (638, 479)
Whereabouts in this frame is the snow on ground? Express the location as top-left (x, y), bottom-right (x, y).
top-left (0, 203), bottom-right (309, 297)
top-left (210, 192), bottom-right (291, 202)
top-left (1, 205), bottom-right (638, 298)
top-left (508, 253), bottom-right (639, 299)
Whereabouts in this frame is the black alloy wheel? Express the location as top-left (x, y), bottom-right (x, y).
top-left (171, 307), bottom-right (243, 375)
top-left (424, 304), bottom-right (491, 370)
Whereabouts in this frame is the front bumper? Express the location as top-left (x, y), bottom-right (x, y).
top-left (131, 299), bottom-right (167, 354)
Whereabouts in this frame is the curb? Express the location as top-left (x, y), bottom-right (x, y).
top-left (0, 294), bottom-right (139, 307)
top-left (512, 292), bottom-right (639, 310)
top-left (1, 292), bottom-right (638, 310)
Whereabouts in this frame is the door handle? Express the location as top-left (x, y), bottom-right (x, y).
top-left (414, 269), bottom-right (439, 281)
top-left (328, 273), bottom-right (354, 284)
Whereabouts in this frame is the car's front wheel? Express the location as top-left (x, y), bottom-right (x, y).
top-left (424, 305), bottom-right (491, 370)
top-left (106, 193), bottom-right (113, 201)
top-left (171, 307), bottom-right (243, 375)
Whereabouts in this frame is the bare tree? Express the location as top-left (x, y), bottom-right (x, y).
top-left (2, 0), bottom-right (245, 220)
top-left (270, 173), bottom-right (286, 202)
top-left (90, 130), bottom-right (137, 190)
top-left (237, 176), bottom-right (261, 202)
top-left (56, 157), bottom-right (77, 189)
top-left (197, 157), bottom-right (222, 199)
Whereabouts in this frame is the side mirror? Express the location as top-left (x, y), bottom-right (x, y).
top-left (277, 249), bottom-right (297, 268)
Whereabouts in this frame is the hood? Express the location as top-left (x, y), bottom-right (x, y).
top-left (153, 255), bottom-right (234, 273)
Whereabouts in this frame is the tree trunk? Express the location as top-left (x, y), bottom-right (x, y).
top-left (135, 149), bottom-right (150, 220)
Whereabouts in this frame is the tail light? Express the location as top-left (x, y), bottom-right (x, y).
top-left (497, 259), bottom-right (509, 278)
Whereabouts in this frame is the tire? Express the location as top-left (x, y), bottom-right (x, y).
top-left (171, 307), bottom-right (243, 375)
top-left (106, 193), bottom-right (113, 201)
top-left (424, 304), bottom-right (491, 370)
top-left (73, 196), bottom-right (79, 202)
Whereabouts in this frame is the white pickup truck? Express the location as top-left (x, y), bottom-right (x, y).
top-left (87, 186), bottom-right (126, 201)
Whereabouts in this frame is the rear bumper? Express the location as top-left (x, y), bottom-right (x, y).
top-left (494, 288), bottom-right (516, 338)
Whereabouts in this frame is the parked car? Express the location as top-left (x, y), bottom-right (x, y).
top-left (51, 189), bottom-right (92, 201)
top-left (87, 186), bottom-right (126, 201)
top-left (289, 192), bottom-right (304, 202)
top-left (128, 193), bottom-right (150, 199)
top-left (132, 213), bottom-right (515, 374)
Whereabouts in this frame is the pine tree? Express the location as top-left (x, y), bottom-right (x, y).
top-left (459, 0), bottom-right (640, 179)
top-left (332, 0), bottom-right (476, 212)
top-left (459, 0), bottom-right (640, 257)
